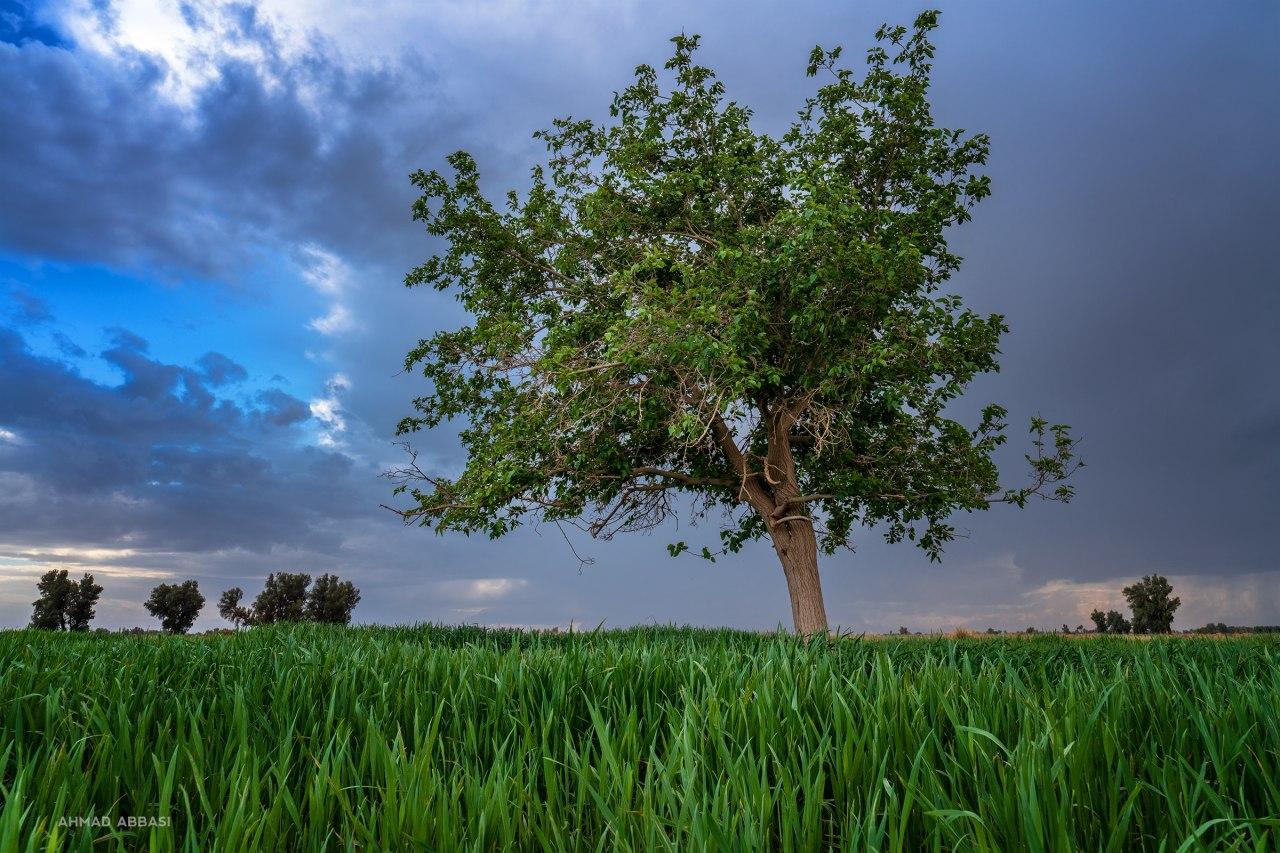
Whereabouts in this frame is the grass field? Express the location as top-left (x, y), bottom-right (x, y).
top-left (1, 625), bottom-right (1277, 851)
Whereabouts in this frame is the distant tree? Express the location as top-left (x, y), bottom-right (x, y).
top-left (388, 12), bottom-right (1079, 635)
top-left (218, 573), bottom-right (362, 627)
top-left (1061, 623), bottom-right (1072, 634)
top-left (1090, 608), bottom-right (1131, 634)
top-left (30, 570), bottom-right (102, 631)
top-left (1123, 574), bottom-right (1180, 634)
top-left (305, 574), bottom-right (362, 625)
top-left (143, 580), bottom-right (206, 634)
top-left (898, 626), bottom-right (911, 636)
top-left (252, 572), bottom-right (311, 624)
top-left (65, 574), bottom-right (103, 631)
top-left (31, 570), bottom-right (73, 630)
top-left (217, 588), bottom-right (254, 627)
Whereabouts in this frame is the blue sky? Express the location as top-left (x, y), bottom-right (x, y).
top-left (1, 0), bottom-right (1277, 632)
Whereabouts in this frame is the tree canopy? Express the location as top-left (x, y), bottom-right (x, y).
top-left (144, 580), bottom-right (206, 635)
top-left (305, 573), bottom-right (362, 625)
top-left (218, 573), bottom-right (362, 627)
top-left (30, 570), bottom-right (102, 631)
top-left (1123, 574), bottom-right (1180, 634)
top-left (391, 11), bottom-right (1078, 633)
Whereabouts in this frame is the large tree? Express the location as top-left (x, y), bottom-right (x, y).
top-left (30, 570), bottom-right (102, 631)
top-left (391, 12), bottom-right (1079, 634)
top-left (248, 572), bottom-right (310, 624)
top-left (143, 580), bottom-right (206, 635)
top-left (1123, 574), bottom-right (1180, 634)
top-left (305, 574), bottom-right (362, 625)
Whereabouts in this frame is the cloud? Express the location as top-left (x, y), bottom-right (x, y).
top-left (309, 303), bottom-right (354, 336)
top-left (0, 327), bottom-right (371, 559)
top-left (51, 330), bottom-right (87, 358)
top-left (308, 373), bottom-right (351, 448)
top-left (4, 284), bottom-right (50, 324)
top-left (0, 0), bottom-right (65, 48)
top-left (255, 388), bottom-right (310, 426)
top-left (436, 577), bottom-right (530, 602)
top-left (0, 8), bottom-right (434, 283)
top-left (298, 244), bottom-right (358, 335)
top-left (196, 351), bottom-right (248, 385)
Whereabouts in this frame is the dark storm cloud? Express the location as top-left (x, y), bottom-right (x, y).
top-left (0, 326), bottom-right (370, 554)
top-left (0, 10), bottom-right (437, 282)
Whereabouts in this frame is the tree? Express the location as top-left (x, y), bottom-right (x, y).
top-left (1123, 574), bottom-right (1180, 634)
top-left (143, 580), bottom-right (206, 634)
top-left (31, 570), bottom-right (73, 630)
top-left (217, 587), bottom-right (254, 628)
top-left (389, 12), bottom-right (1079, 634)
top-left (251, 572), bottom-right (310, 624)
top-left (30, 570), bottom-right (102, 631)
top-left (1090, 608), bottom-right (1131, 634)
top-left (65, 574), bottom-right (103, 631)
top-left (218, 573), bottom-right (361, 627)
top-left (305, 574), bottom-right (362, 624)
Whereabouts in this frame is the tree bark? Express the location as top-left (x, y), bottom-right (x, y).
top-left (771, 519), bottom-right (829, 635)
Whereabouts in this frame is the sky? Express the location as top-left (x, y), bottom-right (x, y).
top-left (1, 0), bottom-right (1277, 633)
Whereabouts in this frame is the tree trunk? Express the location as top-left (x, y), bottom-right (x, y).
top-left (771, 519), bottom-right (829, 635)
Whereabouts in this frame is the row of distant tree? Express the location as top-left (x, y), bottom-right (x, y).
top-left (28, 570), bottom-right (360, 634)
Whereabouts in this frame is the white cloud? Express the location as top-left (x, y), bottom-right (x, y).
top-left (50, 0), bottom-right (294, 106)
top-left (308, 373), bottom-right (351, 447)
top-left (299, 244), bottom-right (347, 295)
top-left (309, 303), bottom-right (354, 335)
top-left (298, 244), bottom-right (357, 335)
top-left (0, 548), bottom-right (175, 580)
top-left (437, 577), bottom-right (530, 602)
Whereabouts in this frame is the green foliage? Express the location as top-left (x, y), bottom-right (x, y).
top-left (1124, 574), bottom-right (1181, 634)
top-left (251, 572), bottom-right (310, 624)
top-left (392, 12), bottom-right (1078, 572)
top-left (1, 626), bottom-right (1277, 849)
top-left (143, 580), bottom-right (206, 635)
top-left (1090, 608), bottom-right (1132, 635)
top-left (217, 573), bottom-right (362, 627)
top-left (304, 574), bottom-right (362, 625)
top-left (216, 587), bottom-right (252, 628)
top-left (29, 569), bottom-right (102, 632)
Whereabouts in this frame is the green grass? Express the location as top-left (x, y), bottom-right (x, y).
top-left (1, 625), bottom-right (1277, 851)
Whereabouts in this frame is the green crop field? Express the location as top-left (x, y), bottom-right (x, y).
top-left (1, 626), bottom-right (1277, 851)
